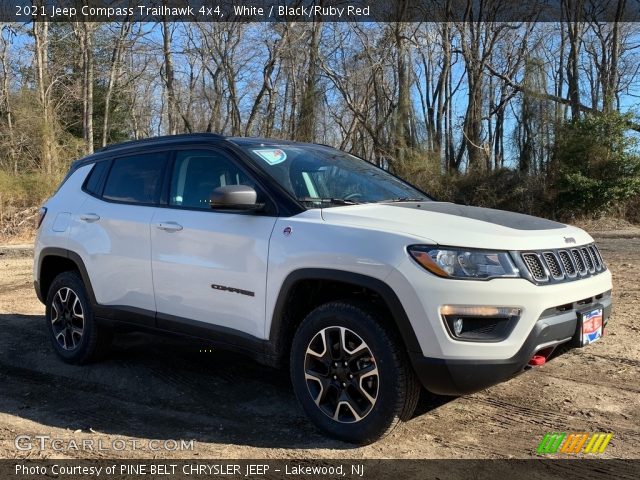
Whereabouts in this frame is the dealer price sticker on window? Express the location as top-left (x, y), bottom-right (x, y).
top-left (253, 149), bottom-right (287, 165)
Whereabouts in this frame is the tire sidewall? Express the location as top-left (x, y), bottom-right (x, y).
top-left (45, 272), bottom-right (97, 363)
top-left (290, 302), bottom-right (406, 443)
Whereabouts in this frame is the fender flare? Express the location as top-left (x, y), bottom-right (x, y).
top-left (268, 268), bottom-right (422, 355)
top-left (37, 247), bottom-right (97, 304)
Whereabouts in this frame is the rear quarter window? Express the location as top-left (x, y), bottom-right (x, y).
top-left (82, 160), bottom-right (110, 196)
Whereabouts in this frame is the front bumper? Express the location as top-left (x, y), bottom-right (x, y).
top-left (412, 294), bottom-right (612, 395)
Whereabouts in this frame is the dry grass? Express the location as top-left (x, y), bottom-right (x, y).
top-left (570, 216), bottom-right (640, 232)
top-left (0, 206), bottom-right (39, 243)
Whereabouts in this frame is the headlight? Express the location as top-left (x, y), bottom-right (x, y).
top-left (408, 245), bottom-right (520, 280)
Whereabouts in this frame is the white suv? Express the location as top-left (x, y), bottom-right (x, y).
top-left (33, 134), bottom-right (613, 444)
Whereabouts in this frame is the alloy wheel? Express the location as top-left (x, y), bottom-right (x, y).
top-left (50, 287), bottom-right (85, 350)
top-left (304, 326), bottom-right (379, 423)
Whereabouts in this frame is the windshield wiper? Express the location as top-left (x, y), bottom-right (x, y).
top-left (297, 197), bottom-right (361, 206)
top-left (377, 197), bottom-right (427, 203)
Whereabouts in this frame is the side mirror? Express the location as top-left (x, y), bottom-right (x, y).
top-left (210, 185), bottom-right (264, 211)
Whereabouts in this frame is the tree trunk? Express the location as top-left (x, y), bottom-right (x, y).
top-left (295, 21), bottom-right (321, 142)
top-left (435, 21), bottom-right (452, 167)
top-left (394, 21), bottom-right (413, 164)
top-left (245, 39), bottom-right (279, 136)
top-left (0, 27), bottom-right (15, 173)
top-left (102, 21), bottom-right (131, 146)
top-left (33, 17), bottom-right (56, 174)
top-left (162, 18), bottom-right (177, 135)
top-left (85, 23), bottom-right (94, 154)
top-left (564, 0), bottom-right (584, 121)
top-left (602, 0), bottom-right (625, 113)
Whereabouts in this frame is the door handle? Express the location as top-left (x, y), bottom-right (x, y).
top-left (80, 213), bottom-right (100, 222)
top-left (155, 222), bottom-right (183, 232)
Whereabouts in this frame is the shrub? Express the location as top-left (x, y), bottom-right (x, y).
top-left (0, 170), bottom-right (59, 239)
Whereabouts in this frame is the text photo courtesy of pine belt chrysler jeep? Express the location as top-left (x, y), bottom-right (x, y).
top-left (33, 133), bottom-right (612, 444)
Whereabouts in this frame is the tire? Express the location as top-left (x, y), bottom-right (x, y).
top-left (45, 271), bottom-right (112, 364)
top-left (290, 301), bottom-right (420, 444)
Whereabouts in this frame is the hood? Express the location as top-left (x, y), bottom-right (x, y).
top-left (320, 202), bottom-right (593, 251)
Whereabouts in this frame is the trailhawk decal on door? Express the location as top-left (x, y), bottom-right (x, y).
top-left (211, 283), bottom-right (255, 297)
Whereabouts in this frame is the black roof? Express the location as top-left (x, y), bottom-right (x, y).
top-left (71, 133), bottom-right (331, 171)
top-left (97, 133), bottom-right (309, 153)
top-left (226, 136), bottom-right (299, 146)
top-left (99, 132), bottom-right (227, 152)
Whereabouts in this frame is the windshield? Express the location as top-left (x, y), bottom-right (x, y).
top-left (238, 144), bottom-right (430, 207)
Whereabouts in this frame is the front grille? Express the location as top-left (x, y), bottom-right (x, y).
top-left (581, 247), bottom-right (594, 272)
top-left (522, 253), bottom-right (547, 281)
top-left (572, 249), bottom-right (586, 273)
top-left (519, 243), bottom-right (606, 284)
top-left (589, 245), bottom-right (602, 269)
top-left (543, 252), bottom-right (562, 279)
top-left (558, 250), bottom-right (576, 276)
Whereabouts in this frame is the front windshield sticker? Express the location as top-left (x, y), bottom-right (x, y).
top-left (253, 149), bottom-right (287, 165)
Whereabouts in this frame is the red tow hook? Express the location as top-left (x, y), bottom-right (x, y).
top-left (528, 355), bottom-right (546, 366)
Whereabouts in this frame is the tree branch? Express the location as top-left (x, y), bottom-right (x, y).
top-left (485, 63), bottom-right (640, 133)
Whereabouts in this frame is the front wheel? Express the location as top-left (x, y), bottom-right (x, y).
top-left (290, 301), bottom-right (419, 444)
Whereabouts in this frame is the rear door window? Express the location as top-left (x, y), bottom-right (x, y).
top-left (102, 152), bottom-right (167, 204)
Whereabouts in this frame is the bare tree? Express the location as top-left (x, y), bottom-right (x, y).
top-left (563, 0), bottom-right (587, 120)
top-left (102, 20), bottom-right (132, 146)
top-left (295, 20), bottom-right (322, 142)
top-left (162, 18), bottom-right (178, 135)
top-left (33, 16), bottom-right (57, 173)
top-left (73, 22), bottom-right (96, 153)
top-left (0, 25), bottom-right (15, 173)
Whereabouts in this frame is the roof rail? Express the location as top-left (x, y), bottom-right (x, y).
top-left (99, 133), bottom-right (226, 152)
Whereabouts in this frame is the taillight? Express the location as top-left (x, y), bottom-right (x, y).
top-left (36, 207), bottom-right (47, 229)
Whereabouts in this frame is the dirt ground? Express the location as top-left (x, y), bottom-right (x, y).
top-left (0, 234), bottom-right (638, 460)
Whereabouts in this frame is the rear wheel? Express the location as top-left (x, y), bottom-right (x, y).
top-left (45, 271), bottom-right (111, 364)
top-left (290, 301), bottom-right (419, 444)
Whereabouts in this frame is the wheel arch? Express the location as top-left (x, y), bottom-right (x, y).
top-left (37, 247), bottom-right (96, 305)
top-left (268, 268), bottom-right (422, 365)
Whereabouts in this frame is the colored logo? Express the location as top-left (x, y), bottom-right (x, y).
top-left (537, 432), bottom-right (613, 454)
top-left (581, 308), bottom-right (603, 345)
top-left (253, 148), bottom-right (287, 165)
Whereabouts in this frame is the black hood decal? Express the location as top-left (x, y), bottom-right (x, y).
top-left (388, 202), bottom-right (565, 231)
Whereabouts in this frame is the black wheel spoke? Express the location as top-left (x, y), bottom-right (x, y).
top-left (333, 403), bottom-right (359, 422)
top-left (305, 328), bottom-right (332, 365)
top-left (342, 388), bottom-right (369, 419)
top-left (352, 361), bottom-right (377, 377)
top-left (51, 301), bottom-right (61, 325)
top-left (327, 328), bottom-right (343, 361)
top-left (55, 331), bottom-right (67, 349)
top-left (304, 369), bottom-right (332, 406)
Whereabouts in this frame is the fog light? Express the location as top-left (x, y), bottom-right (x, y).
top-left (440, 305), bottom-right (521, 341)
top-left (453, 317), bottom-right (464, 336)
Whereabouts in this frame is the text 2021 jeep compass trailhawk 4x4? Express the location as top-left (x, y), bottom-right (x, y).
top-left (34, 134), bottom-right (612, 444)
